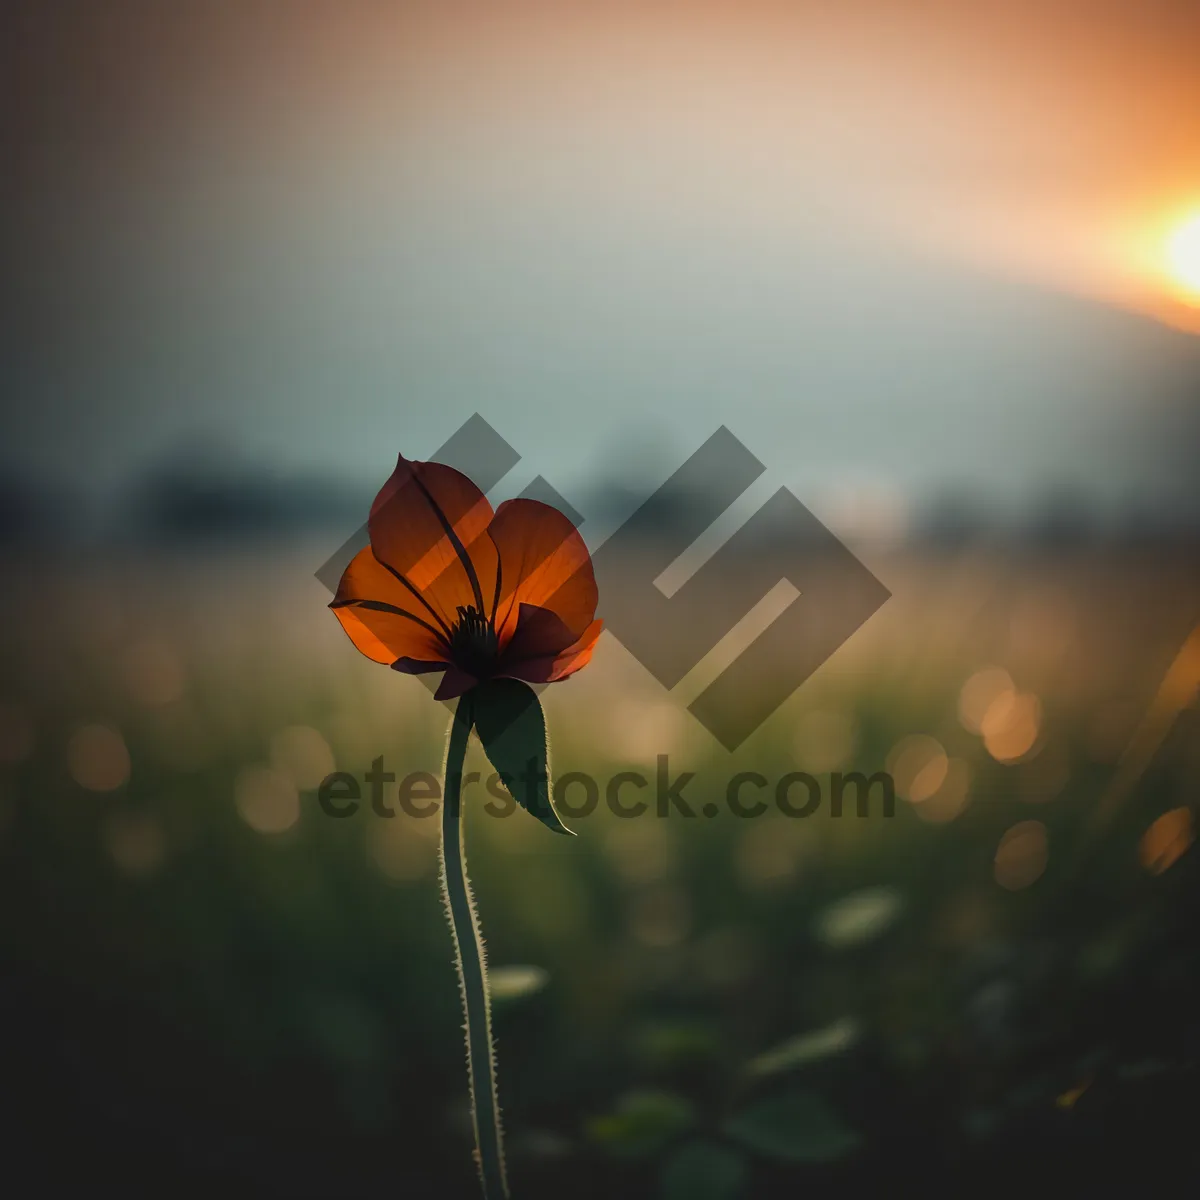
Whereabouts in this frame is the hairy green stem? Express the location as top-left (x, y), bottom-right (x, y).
top-left (439, 693), bottom-right (509, 1199)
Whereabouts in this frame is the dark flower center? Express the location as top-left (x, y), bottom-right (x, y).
top-left (448, 605), bottom-right (498, 677)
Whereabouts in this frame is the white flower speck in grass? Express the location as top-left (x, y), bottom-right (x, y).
top-left (813, 886), bottom-right (904, 949)
top-left (489, 966), bottom-right (549, 1002)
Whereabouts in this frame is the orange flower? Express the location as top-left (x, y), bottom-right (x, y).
top-left (330, 454), bottom-right (602, 699)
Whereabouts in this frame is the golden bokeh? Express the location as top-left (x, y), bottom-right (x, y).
top-left (1138, 807), bottom-right (1194, 875)
top-left (67, 724), bottom-right (131, 792)
top-left (981, 691), bottom-right (1042, 763)
top-left (911, 757), bottom-right (971, 824)
top-left (234, 765), bottom-right (300, 834)
top-left (994, 819), bottom-right (1048, 890)
top-left (888, 734), bottom-right (949, 803)
top-left (270, 725), bottom-right (337, 790)
top-left (958, 667), bottom-right (1015, 734)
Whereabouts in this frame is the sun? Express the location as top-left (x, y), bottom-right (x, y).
top-left (1167, 213), bottom-right (1200, 298)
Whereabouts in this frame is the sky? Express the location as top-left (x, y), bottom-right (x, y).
top-left (5, 0), bottom-right (1200, 531)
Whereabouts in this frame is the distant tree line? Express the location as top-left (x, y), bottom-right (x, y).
top-left (0, 460), bottom-right (1196, 549)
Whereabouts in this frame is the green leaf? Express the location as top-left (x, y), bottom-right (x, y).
top-left (585, 1090), bottom-right (696, 1159)
top-left (472, 678), bottom-right (573, 835)
top-left (723, 1089), bottom-right (861, 1163)
top-left (660, 1140), bottom-right (746, 1200)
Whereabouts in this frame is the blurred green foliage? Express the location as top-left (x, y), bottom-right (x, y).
top-left (1, 543), bottom-right (1198, 1195)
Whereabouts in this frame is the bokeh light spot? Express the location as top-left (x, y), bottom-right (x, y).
top-left (912, 757), bottom-right (971, 823)
top-left (235, 765), bottom-right (300, 834)
top-left (67, 724), bottom-right (131, 792)
top-left (270, 725), bottom-right (337, 790)
top-left (981, 692), bottom-right (1042, 762)
top-left (1139, 807), bottom-right (1194, 875)
top-left (888, 734), bottom-right (948, 802)
top-left (958, 667), bottom-right (1015, 734)
top-left (994, 820), bottom-right (1048, 889)
top-left (104, 812), bottom-right (167, 877)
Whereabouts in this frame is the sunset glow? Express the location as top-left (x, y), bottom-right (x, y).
top-left (1167, 214), bottom-right (1200, 300)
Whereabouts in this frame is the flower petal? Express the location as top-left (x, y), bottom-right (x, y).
top-left (391, 657), bottom-right (449, 676)
top-left (368, 455), bottom-right (499, 632)
top-left (547, 617), bottom-right (603, 681)
top-left (331, 547), bottom-right (450, 665)
top-left (434, 666), bottom-right (479, 700)
top-left (488, 499), bottom-right (598, 648)
top-left (502, 619), bottom-right (603, 685)
top-left (501, 603), bottom-right (580, 667)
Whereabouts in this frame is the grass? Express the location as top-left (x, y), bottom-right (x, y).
top-left (1, 539), bottom-right (1198, 1195)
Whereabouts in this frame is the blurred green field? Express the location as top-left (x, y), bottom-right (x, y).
top-left (1, 540), bottom-right (1198, 1195)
